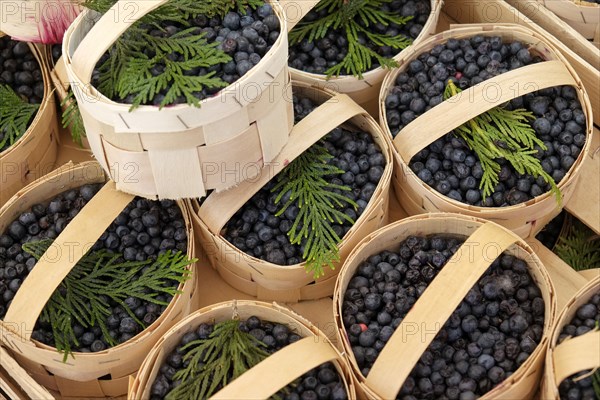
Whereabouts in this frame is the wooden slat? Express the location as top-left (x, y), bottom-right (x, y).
top-left (0, 347), bottom-right (54, 400)
top-left (565, 126), bottom-right (600, 234)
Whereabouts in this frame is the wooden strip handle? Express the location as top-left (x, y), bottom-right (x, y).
top-left (278, 0), bottom-right (321, 32)
top-left (199, 93), bottom-right (366, 234)
top-left (553, 331), bottom-right (600, 385)
top-left (70, 0), bottom-right (169, 83)
top-left (210, 337), bottom-right (340, 399)
top-left (366, 222), bottom-right (518, 399)
top-left (3, 181), bottom-right (135, 340)
top-left (393, 60), bottom-right (577, 162)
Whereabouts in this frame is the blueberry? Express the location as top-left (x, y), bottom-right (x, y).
top-left (576, 303), bottom-right (596, 320)
top-left (236, 59), bottom-right (253, 76)
top-left (80, 185), bottom-right (97, 201)
top-left (119, 317), bottom-right (138, 334)
top-left (8, 222), bottom-right (26, 240)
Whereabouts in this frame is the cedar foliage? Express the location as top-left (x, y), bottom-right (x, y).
top-left (22, 239), bottom-right (194, 360)
top-left (60, 89), bottom-right (86, 146)
top-left (271, 144), bottom-right (357, 278)
top-left (443, 80), bottom-right (561, 202)
top-left (554, 216), bottom-right (600, 271)
top-left (166, 319), bottom-right (270, 399)
top-left (0, 84), bottom-right (39, 151)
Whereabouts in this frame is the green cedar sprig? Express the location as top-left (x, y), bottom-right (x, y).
top-left (22, 239), bottom-right (195, 361)
top-left (443, 80), bottom-right (561, 203)
top-left (82, 0), bottom-right (263, 110)
top-left (271, 144), bottom-right (358, 278)
top-left (166, 319), bottom-right (270, 399)
top-left (553, 216), bottom-right (600, 271)
top-left (60, 89), bottom-right (86, 147)
top-left (0, 84), bottom-right (40, 151)
top-left (289, 0), bottom-right (413, 78)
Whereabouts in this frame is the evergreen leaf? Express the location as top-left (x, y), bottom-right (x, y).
top-left (60, 89), bottom-right (86, 147)
top-left (166, 319), bottom-right (270, 400)
top-left (0, 84), bottom-right (39, 151)
top-left (443, 80), bottom-right (562, 203)
top-left (271, 144), bottom-right (357, 278)
top-left (554, 217), bottom-right (600, 271)
top-left (22, 239), bottom-right (195, 361)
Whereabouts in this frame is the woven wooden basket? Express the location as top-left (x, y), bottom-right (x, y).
top-left (543, 274), bottom-right (600, 399)
top-left (538, 0), bottom-right (600, 44)
top-left (0, 34), bottom-right (59, 206)
top-left (61, 0), bottom-right (293, 200)
top-left (333, 213), bottom-right (556, 399)
top-left (0, 161), bottom-right (197, 398)
top-left (129, 300), bottom-right (355, 399)
top-left (190, 82), bottom-right (392, 303)
top-left (379, 24), bottom-right (594, 239)
top-left (280, 0), bottom-right (442, 117)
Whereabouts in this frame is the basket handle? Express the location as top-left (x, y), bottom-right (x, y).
top-left (210, 336), bottom-right (341, 399)
top-left (278, 0), bottom-right (321, 31)
top-left (365, 222), bottom-right (519, 399)
top-left (2, 181), bottom-right (134, 341)
top-left (198, 92), bottom-right (367, 234)
top-left (70, 0), bottom-right (168, 83)
top-left (392, 60), bottom-right (577, 162)
top-left (552, 331), bottom-right (600, 386)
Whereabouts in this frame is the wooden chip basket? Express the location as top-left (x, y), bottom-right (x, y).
top-left (190, 82), bottom-right (392, 303)
top-left (0, 34), bottom-right (58, 206)
top-left (333, 213), bottom-right (557, 399)
top-left (543, 275), bottom-right (600, 399)
top-left (129, 300), bottom-right (355, 399)
top-left (0, 161), bottom-right (197, 398)
top-left (538, 0), bottom-right (600, 45)
top-left (379, 24), bottom-right (594, 239)
top-left (61, 0), bottom-right (293, 200)
top-left (279, 0), bottom-right (442, 117)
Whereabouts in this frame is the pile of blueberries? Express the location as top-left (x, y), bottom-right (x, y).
top-left (0, 184), bottom-right (188, 352)
top-left (0, 36), bottom-right (44, 152)
top-left (383, 35), bottom-right (587, 207)
top-left (341, 234), bottom-right (546, 399)
top-left (288, 0), bottom-right (431, 75)
top-left (92, 4), bottom-right (280, 105)
top-left (557, 291), bottom-right (600, 400)
top-left (151, 316), bottom-right (348, 400)
top-left (223, 95), bottom-right (386, 266)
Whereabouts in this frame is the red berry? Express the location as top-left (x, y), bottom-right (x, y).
top-left (455, 72), bottom-right (463, 79)
top-left (359, 323), bottom-right (368, 332)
